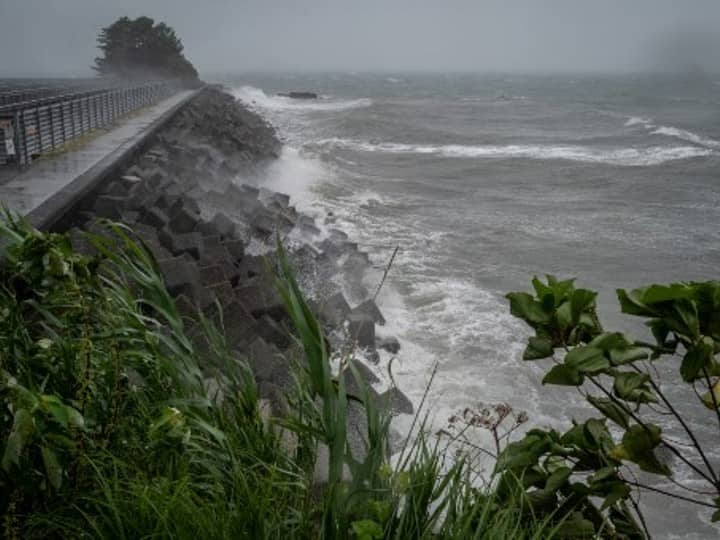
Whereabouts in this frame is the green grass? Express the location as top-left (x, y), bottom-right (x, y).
top-left (0, 213), bottom-right (564, 539)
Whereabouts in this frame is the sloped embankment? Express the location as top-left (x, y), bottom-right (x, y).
top-left (66, 86), bottom-right (412, 434)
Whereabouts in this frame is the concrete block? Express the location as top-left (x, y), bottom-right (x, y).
top-left (351, 299), bottom-right (386, 326)
top-left (222, 239), bottom-right (245, 262)
top-left (158, 256), bottom-right (201, 298)
top-left (93, 195), bottom-right (124, 220)
top-left (200, 265), bottom-right (226, 287)
top-left (256, 314), bottom-right (291, 349)
top-left (168, 206), bottom-right (199, 234)
top-left (379, 387), bottom-right (414, 415)
top-left (235, 280), bottom-right (286, 321)
top-left (236, 255), bottom-right (265, 279)
top-left (347, 313), bottom-right (375, 349)
top-left (141, 207), bottom-right (169, 229)
top-left (320, 292), bottom-right (351, 326)
top-left (159, 229), bottom-right (204, 260)
top-left (211, 212), bottom-right (236, 239)
top-left (247, 337), bottom-right (288, 386)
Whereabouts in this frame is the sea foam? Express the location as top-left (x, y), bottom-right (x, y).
top-left (625, 115), bottom-right (720, 149)
top-left (233, 85), bottom-right (372, 112)
top-left (315, 138), bottom-right (713, 166)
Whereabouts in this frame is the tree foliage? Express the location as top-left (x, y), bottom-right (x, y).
top-left (504, 275), bottom-right (720, 538)
top-left (93, 16), bottom-right (198, 80)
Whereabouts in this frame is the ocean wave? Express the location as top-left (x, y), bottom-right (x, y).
top-left (315, 138), bottom-right (713, 166)
top-left (625, 116), bottom-right (655, 128)
top-left (625, 116), bottom-right (720, 149)
top-left (233, 85), bottom-right (372, 112)
top-left (651, 126), bottom-right (720, 149)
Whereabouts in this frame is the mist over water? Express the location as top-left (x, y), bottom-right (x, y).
top-left (227, 73), bottom-right (720, 538)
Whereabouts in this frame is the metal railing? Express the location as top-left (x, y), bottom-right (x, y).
top-left (0, 80), bottom-right (178, 166)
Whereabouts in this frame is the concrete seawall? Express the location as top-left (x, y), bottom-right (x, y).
top-left (0, 88), bottom-right (201, 230)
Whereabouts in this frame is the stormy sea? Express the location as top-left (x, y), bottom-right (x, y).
top-left (225, 73), bottom-right (720, 538)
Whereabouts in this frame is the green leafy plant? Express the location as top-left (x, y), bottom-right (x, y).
top-left (505, 274), bottom-right (720, 538)
top-left (0, 212), bottom-right (564, 538)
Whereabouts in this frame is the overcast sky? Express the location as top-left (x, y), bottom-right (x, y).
top-left (1, 0), bottom-right (719, 77)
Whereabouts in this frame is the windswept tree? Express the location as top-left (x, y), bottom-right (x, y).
top-left (93, 16), bottom-right (198, 81)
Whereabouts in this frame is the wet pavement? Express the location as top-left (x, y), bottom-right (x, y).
top-left (0, 90), bottom-right (194, 217)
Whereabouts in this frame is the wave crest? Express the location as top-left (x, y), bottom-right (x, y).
top-left (625, 116), bottom-right (719, 149)
top-left (233, 85), bottom-right (372, 112)
top-left (315, 138), bottom-right (713, 167)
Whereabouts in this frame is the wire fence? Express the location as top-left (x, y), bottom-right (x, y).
top-left (0, 80), bottom-right (178, 166)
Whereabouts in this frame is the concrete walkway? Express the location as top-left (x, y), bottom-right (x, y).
top-left (0, 90), bottom-right (196, 224)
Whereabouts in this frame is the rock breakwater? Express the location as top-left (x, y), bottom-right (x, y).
top-left (64, 86), bottom-right (412, 447)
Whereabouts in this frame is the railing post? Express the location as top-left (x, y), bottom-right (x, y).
top-left (59, 101), bottom-right (66, 145)
top-left (49, 106), bottom-right (56, 149)
top-left (13, 111), bottom-right (21, 170)
top-left (35, 108), bottom-right (42, 152)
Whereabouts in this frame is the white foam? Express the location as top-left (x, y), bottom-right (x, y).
top-left (624, 115), bottom-right (720, 149)
top-left (625, 116), bottom-right (654, 127)
top-left (651, 125), bottom-right (720, 149)
top-left (315, 138), bottom-right (713, 166)
top-left (245, 146), bottom-right (327, 213)
top-left (233, 85), bottom-right (372, 113)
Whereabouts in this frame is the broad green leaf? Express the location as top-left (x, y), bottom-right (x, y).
top-left (617, 289), bottom-right (655, 317)
top-left (531, 275), bottom-right (551, 299)
top-left (556, 513), bottom-right (596, 538)
top-left (507, 292), bottom-right (551, 325)
top-left (583, 418), bottom-right (611, 448)
top-left (700, 379), bottom-right (720, 410)
top-left (588, 466), bottom-right (617, 484)
top-left (588, 332), bottom-right (632, 351)
top-left (66, 407), bottom-right (85, 429)
top-left (556, 301), bottom-right (573, 329)
top-left (2, 409), bottom-right (34, 471)
top-left (543, 364), bottom-right (584, 386)
top-left (600, 481), bottom-right (631, 509)
top-left (674, 299), bottom-right (700, 340)
top-left (523, 336), bottom-right (554, 360)
top-left (545, 466), bottom-right (572, 492)
top-left (587, 396), bottom-right (630, 429)
top-left (41, 395), bottom-right (70, 429)
top-left (565, 346), bottom-right (609, 374)
top-left (647, 319), bottom-right (671, 347)
top-left (609, 347), bottom-right (648, 365)
top-left (680, 338), bottom-right (714, 382)
top-left (613, 372), bottom-right (656, 404)
top-left (351, 519), bottom-right (383, 540)
top-left (621, 424), bottom-right (670, 476)
top-left (639, 283), bottom-right (692, 304)
top-left (570, 289), bottom-right (597, 324)
top-left (41, 446), bottom-right (63, 490)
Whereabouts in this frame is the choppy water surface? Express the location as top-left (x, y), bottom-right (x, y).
top-left (224, 73), bottom-right (720, 538)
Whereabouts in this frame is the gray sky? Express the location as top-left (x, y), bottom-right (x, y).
top-left (1, 0), bottom-right (719, 76)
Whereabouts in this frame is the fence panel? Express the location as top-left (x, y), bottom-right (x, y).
top-left (0, 80), bottom-right (178, 166)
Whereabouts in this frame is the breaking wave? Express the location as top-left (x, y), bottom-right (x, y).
top-left (233, 85), bottom-right (372, 112)
top-left (625, 116), bottom-right (720, 149)
top-left (651, 126), bottom-right (720, 149)
top-left (314, 138), bottom-right (713, 166)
